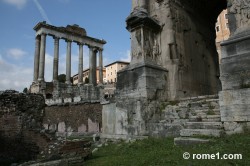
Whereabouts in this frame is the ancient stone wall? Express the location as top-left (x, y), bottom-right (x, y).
top-left (0, 90), bottom-right (101, 164)
top-left (102, 95), bottom-right (224, 139)
top-left (149, 0), bottom-right (226, 99)
top-left (219, 0), bottom-right (250, 135)
top-left (44, 103), bottom-right (102, 137)
top-left (107, 0), bottom-right (227, 139)
top-left (46, 84), bottom-right (102, 105)
top-left (0, 90), bottom-right (49, 164)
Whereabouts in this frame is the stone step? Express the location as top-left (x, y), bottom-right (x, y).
top-left (189, 118), bottom-right (221, 122)
top-left (192, 108), bottom-right (220, 113)
top-left (189, 115), bottom-right (221, 119)
top-left (185, 122), bottom-right (223, 129)
top-left (191, 110), bottom-right (221, 116)
top-left (180, 129), bottom-right (222, 137)
top-left (201, 118), bottom-right (221, 122)
top-left (189, 115), bottom-right (221, 122)
top-left (174, 137), bottom-right (210, 146)
top-left (194, 111), bottom-right (221, 116)
top-left (205, 99), bottom-right (219, 102)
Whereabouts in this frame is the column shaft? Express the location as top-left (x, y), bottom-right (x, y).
top-left (33, 36), bottom-right (40, 82)
top-left (99, 49), bottom-right (103, 84)
top-left (66, 40), bottom-right (72, 84)
top-left (89, 46), bottom-right (97, 85)
top-left (53, 37), bottom-right (59, 82)
top-left (38, 34), bottom-right (46, 82)
top-left (78, 44), bottom-right (83, 84)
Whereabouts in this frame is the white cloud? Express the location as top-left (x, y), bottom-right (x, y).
top-left (0, 54), bottom-right (33, 92)
top-left (0, 48), bottom-right (108, 92)
top-left (120, 50), bottom-right (131, 62)
top-left (2, 0), bottom-right (28, 9)
top-left (7, 48), bottom-right (27, 59)
top-left (33, 0), bottom-right (51, 24)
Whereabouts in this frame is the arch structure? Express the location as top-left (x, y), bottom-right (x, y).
top-left (117, 0), bottom-right (227, 101)
top-left (30, 22), bottom-right (106, 104)
top-left (102, 0), bottom-right (250, 138)
top-left (219, 0), bottom-right (250, 128)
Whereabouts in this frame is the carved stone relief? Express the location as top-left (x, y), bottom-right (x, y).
top-left (229, 0), bottom-right (250, 28)
top-left (132, 27), bottom-right (161, 62)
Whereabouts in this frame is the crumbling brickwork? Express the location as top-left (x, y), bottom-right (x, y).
top-left (44, 103), bottom-right (102, 136)
top-left (0, 90), bottom-right (49, 164)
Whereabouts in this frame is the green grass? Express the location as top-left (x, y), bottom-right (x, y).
top-left (207, 110), bottom-right (216, 115)
top-left (85, 133), bottom-right (250, 166)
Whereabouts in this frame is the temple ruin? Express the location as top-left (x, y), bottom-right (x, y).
top-left (1, 0), bottom-right (250, 164)
top-left (27, 0), bottom-right (250, 143)
top-left (102, 0), bottom-right (250, 141)
top-left (30, 22), bottom-right (106, 104)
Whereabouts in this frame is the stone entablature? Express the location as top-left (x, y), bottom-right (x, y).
top-left (34, 22), bottom-right (106, 48)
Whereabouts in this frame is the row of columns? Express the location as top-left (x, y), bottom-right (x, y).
top-left (33, 34), bottom-right (104, 85)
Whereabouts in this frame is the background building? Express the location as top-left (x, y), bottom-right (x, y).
top-left (73, 67), bottom-right (106, 85)
top-left (216, 9), bottom-right (230, 63)
top-left (105, 61), bottom-right (129, 83)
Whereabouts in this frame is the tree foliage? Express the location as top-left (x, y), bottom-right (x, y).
top-left (58, 74), bottom-right (66, 83)
top-left (85, 77), bottom-right (89, 84)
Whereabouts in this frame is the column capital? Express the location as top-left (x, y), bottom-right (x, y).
top-left (89, 46), bottom-right (98, 53)
top-left (35, 35), bottom-right (41, 40)
top-left (65, 39), bottom-right (72, 43)
top-left (40, 33), bottom-right (47, 36)
top-left (53, 36), bottom-right (60, 40)
top-left (88, 45), bottom-right (94, 49)
top-left (77, 42), bottom-right (84, 46)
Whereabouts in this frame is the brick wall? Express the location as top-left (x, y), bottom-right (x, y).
top-left (44, 103), bottom-right (102, 136)
top-left (0, 90), bottom-right (49, 164)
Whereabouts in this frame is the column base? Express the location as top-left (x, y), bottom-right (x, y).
top-left (65, 82), bottom-right (72, 85)
top-left (53, 80), bottom-right (59, 84)
top-left (77, 82), bottom-right (84, 86)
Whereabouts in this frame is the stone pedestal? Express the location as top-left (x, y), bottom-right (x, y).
top-left (219, 31), bottom-right (250, 134)
top-left (116, 62), bottom-right (168, 101)
top-left (107, 62), bottom-right (168, 137)
top-left (30, 81), bottom-right (46, 97)
top-left (220, 31), bottom-right (250, 90)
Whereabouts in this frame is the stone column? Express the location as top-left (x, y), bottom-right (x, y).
top-left (89, 46), bottom-right (97, 85)
top-left (78, 43), bottom-right (83, 84)
top-left (66, 40), bottom-right (72, 85)
top-left (53, 37), bottom-right (59, 82)
top-left (33, 35), bottom-right (41, 83)
top-left (132, 0), bottom-right (146, 9)
top-left (99, 48), bottom-right (103, 84)
top-left (38, 33), bottom-right (46, 82)
top-left (139, 0), bottom-right (146, 9)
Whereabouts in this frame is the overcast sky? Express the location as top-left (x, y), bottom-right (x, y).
top-left (0, 0), bottom-right (131, 91)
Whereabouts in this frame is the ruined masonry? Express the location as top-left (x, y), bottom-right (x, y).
top-left (26, 0), bottom-right (250, 144)
top-left (102, 0), bottom-right (250, 143)
top-left (0, 1), bottom-right (250, 164)
top-left (30, 21), bottom-right (106, 105)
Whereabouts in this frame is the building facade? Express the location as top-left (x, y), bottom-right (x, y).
top-left (105, 61), bottom-right (129, 83)
top-left (72, 67), bottom-right (106, 85)
top-left (216, 9), bottom-right (230, 63)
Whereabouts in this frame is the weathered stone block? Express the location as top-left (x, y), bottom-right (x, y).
top-left (73, 96), bottom-right (81, 102)
top-left (116, 62), bottom-right (168, 101)
top-left (219, 89), bottom-right (250, 122)
top-left (220, 34), bottom-right (250, 90)
top-left (174, 137), bottom-right (210, 146)
top-left (64, 98), bottom-right (72, 103)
